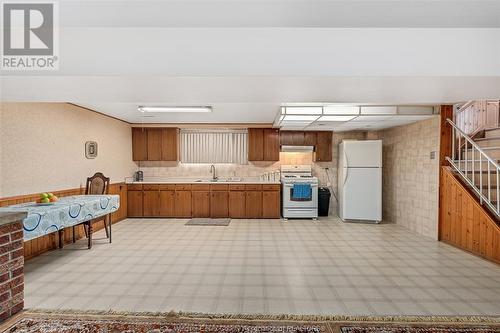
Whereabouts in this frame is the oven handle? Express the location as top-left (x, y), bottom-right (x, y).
top-left (283, 184), bottom-right (318, 188)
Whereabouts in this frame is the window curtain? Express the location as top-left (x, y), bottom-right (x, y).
top-left (180, 129), bottom-right (248, 164)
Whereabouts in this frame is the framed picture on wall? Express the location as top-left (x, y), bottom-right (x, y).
top-left (85, 141), bottom-right (98, 159)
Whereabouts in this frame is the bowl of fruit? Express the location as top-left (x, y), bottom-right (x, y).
top-left (36, 193), bottom-right (58, 205)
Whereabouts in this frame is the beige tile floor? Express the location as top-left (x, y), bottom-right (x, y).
top-left (24, 218), bottom-right (500, 316)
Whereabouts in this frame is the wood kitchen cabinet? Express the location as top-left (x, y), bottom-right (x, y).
top-left (127, 185), bottom-right (143, 217)
top-left (248, 128), bottom-right (264, 161)
top-left (262, 185), bottom-right (281, 218)
top-left (245, 186), bottom-right (263, 218)
top-left (192, 190), bottom-right (210, 218)
top-left (143, 189), bottom-right (160, 216)
top-left (161, 128), bottom-right (178, 161)
top-left (229, 190), bottom-right (246, 218)
top-left (248, 128), bottom-right (280, 161)
top-left (315, 131), bottom-right (333, 162)
top-left (159, 188), bottom-right (175, 217)
top-left (280, 131), bottom-right (305, 146)
top-left (263, 128), bottom-right (280, 161)
top-left (132, 127), bottom-right (178, 161)
top-left (126, 182), bottom-right (280, 219)
top-left (211, 191), bottom-right (229, 218)
top-left (132, 128), bottom-right (148, 161)
top-left (175, 187), bottom-right (192, 217)
top-left (304, 132), bottom-right (317, 146)
top-left (147, 128), bottom-right (163, 161)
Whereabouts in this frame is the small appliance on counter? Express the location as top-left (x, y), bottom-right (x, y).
top-left (281, 165), bottom-right (319, 219)
top-left (133, 171), bottom-right (144, 182)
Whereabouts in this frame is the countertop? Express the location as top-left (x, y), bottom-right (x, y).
top-left (0, 211), bottom-right (27, 226)
top-left (125, 177), bottom-right (281, 185)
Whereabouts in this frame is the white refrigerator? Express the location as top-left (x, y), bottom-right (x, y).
top-left (338, 140), bottom-right (382, 223)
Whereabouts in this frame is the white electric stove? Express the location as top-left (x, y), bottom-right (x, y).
top-left (281, 165), bottom-right (319, 219)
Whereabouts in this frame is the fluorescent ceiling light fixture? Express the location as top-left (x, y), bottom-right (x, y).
top-left (318, 115), bottom-right (357, 122)
top-left (284, 107), bottom-right (323, 115)
top-left (323, 106), bottom-right (360, 115)
top-left (360, 106), bottom-right (397, 115)
top-left (283, 115), bottom-right (319, 121)
top-left (138, 106), bottom-right (212, 113)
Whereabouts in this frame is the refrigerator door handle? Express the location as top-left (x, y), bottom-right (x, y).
top-left (342, 149), bottom-right (349, 187)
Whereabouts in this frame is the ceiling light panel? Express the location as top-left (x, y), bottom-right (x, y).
top-left (138, 106), bottom-right (212, 113)
top-left (317, 115), bottom-right (357, 122)
top-left (351, 115), bottom-right (394, 122)
top-left (284, 106), bottom-right (323, 115)
top-left (360, 106), bottom-right (397, 115)
top-left (323, 105), bottom-right (360, 115)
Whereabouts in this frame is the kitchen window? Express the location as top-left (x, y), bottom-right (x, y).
top-left (180, 129), bottom-right (248, 164)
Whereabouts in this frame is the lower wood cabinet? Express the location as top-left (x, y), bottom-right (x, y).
top-left (246, 191), bottom-right (263, 218)
top-left (262, 190), bottom-right (281, 218)
top-left (175, 190), bottom-right (192, 217)
top-left (127, 183), bottom-right (280, 219)
top-left (127, 190), bottom-right (143, 217)
top-left (159, 190), bottom-right (175, 216)
top-left (192, 191), bottom-right (210, 218)
top-left (211, 191), bottom-right (229, 218)
top-left (229, 191), bottom-right (246, 218)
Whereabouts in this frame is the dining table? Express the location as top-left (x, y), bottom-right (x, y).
top-left (0, 195), bottom-right (120, 244)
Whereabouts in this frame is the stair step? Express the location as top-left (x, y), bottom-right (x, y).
top-left (484, 128), bottom-right (500, 138)
top-left (463, 148), bottom-right (500, 159)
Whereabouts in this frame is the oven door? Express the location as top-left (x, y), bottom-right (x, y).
top-left (282, 183), bottom-right (318, 208)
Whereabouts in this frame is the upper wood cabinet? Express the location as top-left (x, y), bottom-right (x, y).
top-left (263, 128), bottom-right (280, 161)
top-left (315, 131), bottom-right (333, 162)
top-left (161, 128), bottom-right (178, 161)
top-left (132, 128), bottom-right (148, 161)
top-left (132, 127), bottom-right (178, 161)
top-left (280, 131), bottom-right (305, 146)
top-left (248, 128), bottom-right (264, 161)
top-left (304, 132), bottom-right (317, 146)
top-left (147, 128), bottom-right (162, 161)
top-left (248, 128), bottom-right (280, 161)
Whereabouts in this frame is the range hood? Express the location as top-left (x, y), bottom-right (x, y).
top-left (281, 145), bottom-right (315, 152)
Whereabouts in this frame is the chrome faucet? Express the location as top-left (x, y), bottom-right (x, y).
top-left (210, 164), bottom-right (218, 181)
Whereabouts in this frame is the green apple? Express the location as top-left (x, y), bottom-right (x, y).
top-left (40, 193), bottom-right (48, 199)
top-left (47, 193), bottom-right (54, 198)
top-left (41, 198), bottom-right (50, 203)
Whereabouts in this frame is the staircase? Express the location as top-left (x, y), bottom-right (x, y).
top-left (447, 100), bottom-right (500, 218)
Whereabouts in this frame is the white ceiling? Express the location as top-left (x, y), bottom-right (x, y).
top-left (1, 0), bottom-right (499, 130)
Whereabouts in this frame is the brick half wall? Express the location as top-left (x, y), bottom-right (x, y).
top-left (0, 214), bottom-right (26, 321)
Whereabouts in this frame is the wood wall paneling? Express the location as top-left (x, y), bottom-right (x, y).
top-left (440, 167), bottom-right (500, 264)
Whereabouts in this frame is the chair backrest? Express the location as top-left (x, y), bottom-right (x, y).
top-left (85, 172), bottom-right (110, 195)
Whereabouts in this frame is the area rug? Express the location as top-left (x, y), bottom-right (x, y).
top-left (1, 310), bottom-right (498, 333)
top-left (185, 218), bottom-right (231, 226)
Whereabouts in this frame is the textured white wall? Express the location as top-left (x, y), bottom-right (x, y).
top-left (0, 103), bottom-right (136, 197)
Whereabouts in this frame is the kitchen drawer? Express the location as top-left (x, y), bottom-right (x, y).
top-left (191, 184), bottom-right (210, 191)
top-left (211, 184), bottom-right (229, 191)
top-left (127, 184), bottom-right (143, 191)
top-left (245, 184), bottom-right (262, 191)
top-left (175, 184), bottom-right (192, 191)
top-left (229, 184), bottom-right (246, 191)
top-left (143, 184), bottom-right (159, 191)
top-left (262, 184), bottom-right (280, 191)
top-left (159, 184), bottom-right (176, 191)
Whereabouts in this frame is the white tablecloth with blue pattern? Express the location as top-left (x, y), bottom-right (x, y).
top-left (0, 195), bottom-right (120, 241)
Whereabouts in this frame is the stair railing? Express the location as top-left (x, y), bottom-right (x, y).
top-left (446, 118), bottom-right (500, 218)
top-left (455, 100), bottom-right (500, 138)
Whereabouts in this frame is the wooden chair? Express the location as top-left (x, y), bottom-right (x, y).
top-left (74, 172), bottom-right (111, 249)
